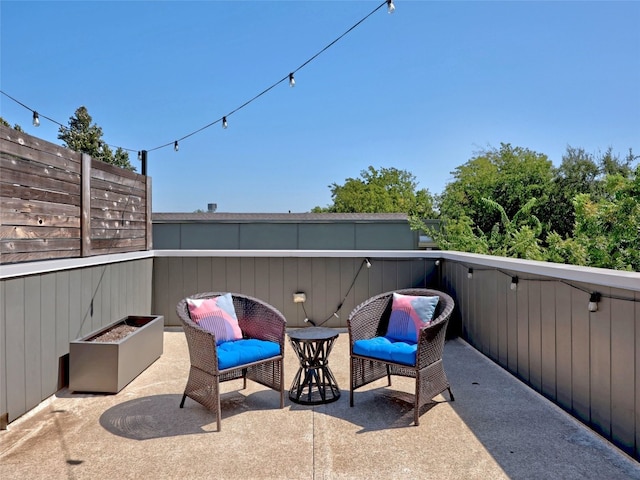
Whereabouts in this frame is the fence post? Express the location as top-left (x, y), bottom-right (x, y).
top-left (146, 176), bottom-right (153, 250)
top-left (81, 153), bottom-right (92, 257)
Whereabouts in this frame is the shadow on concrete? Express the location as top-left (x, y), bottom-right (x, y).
top-left (99, 390), bottom-right (282, 440)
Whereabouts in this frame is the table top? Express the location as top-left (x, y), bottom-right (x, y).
top-left (288, 327), bottom-right (339, 342)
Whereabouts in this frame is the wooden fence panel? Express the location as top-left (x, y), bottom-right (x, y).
top-left (0, 125), bottom-right (151, 264)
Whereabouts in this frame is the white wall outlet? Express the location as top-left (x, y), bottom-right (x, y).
top-left (293, 292), bottom-right (306, 303)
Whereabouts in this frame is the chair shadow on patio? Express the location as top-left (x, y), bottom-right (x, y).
top-left (290, 385), bottom-right (446, 433)
top-left (99, 390), bottom-right (282, 440)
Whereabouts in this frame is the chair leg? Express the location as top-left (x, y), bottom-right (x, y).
top-left (180, 393), bottom-right (187, 408)
top-left (448, 387), bottom-right (455, 402)
top-left (216, 396), bottom-right (222, 432)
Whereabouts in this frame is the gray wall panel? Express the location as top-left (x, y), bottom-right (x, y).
top-left (497, 277), bottom-right (508, 366)
top-left (195, 257), bottom-right (212, 293)
top-left (153, 220), bottom-right (421, 250)
top-left (506, 280), bottom-right (518, 374)
top-left (555, 282), bottom-right (572, 411)
top-left (5, 279), bottom-right (25, 422)
top-left (153, 255), bottom-right (438, 329)
top-left (589, 289), bottom-right (611, 438)
top-left (24, 276), bottom-right (42, 411)
top-left (571, 289), bottom-right (591, 424)
top-left (55, 271), bottom-right (70, 358)
top-left (182, 257), bottom-right (199, 298)
top-left (610, 291), bottom-right (635, 455)
top-left (152, 224), bottom-right (180, 249)
top-left (240, 257), bottom-right (256, 296)
top-left (298, 224), bottom-right (355, 249)
top-left (225, 257), bottom-right (242, 294)
top-left (254, 257), bottom-right (270, 303)
top-left (355, 224), bottom-right (416, 250)
top-left (240, 224), bottom-right (298, 250)
top-left (441, 265), bottom-right (638, 459)
top-left (540, 282), bottom-right (557, 400)
top-left (80, 268), bottom-right (92, 337)
top-left (181, 224), bottom-right (240, 249)
top-left (283, 259), bottom-right (300, 327)
top-left (40, 273), bottom-right (58, 395)
top-left (528, 281), bottom-right (542, 391)
top-left (69, 270), bottom-right (82, 341)
top-left (517, 285), bottom-right (529, 382)
top-left (211, 257), bottom-right (228, 292)
top-left (636, 292), bottom-right (640, 460)
top-left (0, 280), bottom-right (5, 422)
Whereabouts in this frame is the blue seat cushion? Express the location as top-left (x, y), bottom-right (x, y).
top-left (353, 336), bottom-right (417, 366)
top-left (217, 339), bottom-right (281, 370)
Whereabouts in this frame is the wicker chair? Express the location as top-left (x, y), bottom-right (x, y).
top-left (347, 288), bottom-right (455, 426)
top-left (176, 292), bottom-right (286, 431)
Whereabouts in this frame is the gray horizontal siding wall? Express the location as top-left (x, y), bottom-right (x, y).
top-left (153, 221), bottom-right (419, 250)
top-left (152, 256), bottom-right (439, 328)
top-left (0, 258), bottom-right (153, 423)
top-left (441, 260), bottom-right (639, 460)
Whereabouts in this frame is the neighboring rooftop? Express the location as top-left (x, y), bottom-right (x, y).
top-left (152, 212), bottom-right (412, 223)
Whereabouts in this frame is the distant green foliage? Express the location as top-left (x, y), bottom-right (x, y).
top-left (312, 166), bottom-right (436, 217)
top-left (416, 143), bottom-right (639, 271)
top-left (0, 116), bottom-right (24, 132)
top-left (58, 106), bottom-right (135, 171)
top-left (571, 167), bottom-right (640, 271)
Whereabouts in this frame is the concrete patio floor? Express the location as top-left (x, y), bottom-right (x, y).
top-left (1, 328), bottom-right (638, 480)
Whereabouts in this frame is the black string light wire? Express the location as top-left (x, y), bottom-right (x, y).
top-left (455, 262), bottom-right (640, 310)
top-left (0, 90), bottom-right (139, 154)
top-left (1, 1), bottom-right (393, 157)
top-left (301, 257), bottom-right (373, 327)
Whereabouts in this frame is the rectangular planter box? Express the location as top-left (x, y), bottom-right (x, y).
top-left (69, 315), bottom-right (164, 393)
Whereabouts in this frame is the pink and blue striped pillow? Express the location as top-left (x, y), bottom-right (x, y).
top-left (187, 293), bottom-right (243, 344)
top-left (385, 293), bottom-right (439, 343)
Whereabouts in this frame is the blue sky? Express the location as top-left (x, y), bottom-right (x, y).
top-left (2, 1), bottom-right (639, 213)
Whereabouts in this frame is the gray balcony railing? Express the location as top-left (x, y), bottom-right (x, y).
top-left (1, 249), bottom-right (638, 460)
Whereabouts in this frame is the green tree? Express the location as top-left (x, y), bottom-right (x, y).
top-left (312, 166), bottom-right (436, 216)
top-left (572, 166), bottom-right (640, 271)
top-left (542, 146), bottom-right (599, 238)
top-left (438, 143), bottom-right (554, 235)
top-left (58, 106), bottom-right (135, 171)
top-left (0, 116), bottom-right (24, 132)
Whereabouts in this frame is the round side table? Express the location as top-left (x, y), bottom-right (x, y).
top-left (288, 327), bottom-right (341, 405)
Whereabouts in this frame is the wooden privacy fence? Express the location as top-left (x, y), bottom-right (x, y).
top-left (0, 125), bottom-right (152, 264)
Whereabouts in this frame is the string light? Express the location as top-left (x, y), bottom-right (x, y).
top-left (0, 1), bottom-right (393, 155)
top-left (365, 258), bottom-right (372, 268)
top-left (588, 292), bottom-right (601, 312)
top-left (510, 276), bottom-right (519, 291)
top-left (467, 268), bottom-right (474, 279)
top-left (32, 111), bottom-right (40, 127)
top-left (137, 151), bottom-right (142, 161)
top-left (387, 0), bottom-right (395, 14)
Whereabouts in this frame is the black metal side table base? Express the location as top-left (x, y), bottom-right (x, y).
top-left (288, 327), bottom-right (341, 405)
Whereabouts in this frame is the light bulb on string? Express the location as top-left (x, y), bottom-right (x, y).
top-left (174, 141), bottom-right (179, 152)
top-left (588, 292), bottom-right (601, 312)
top-left (289, 73), bottom-right (295, 87)
top-left (222, 116), bottom-right (228, 129)
top-left (137, 151), bottom-right (142, 161)
top-left (387, 0), bottom-right (395, 14)
top-left (32, 111), bottom-right (40, 127)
